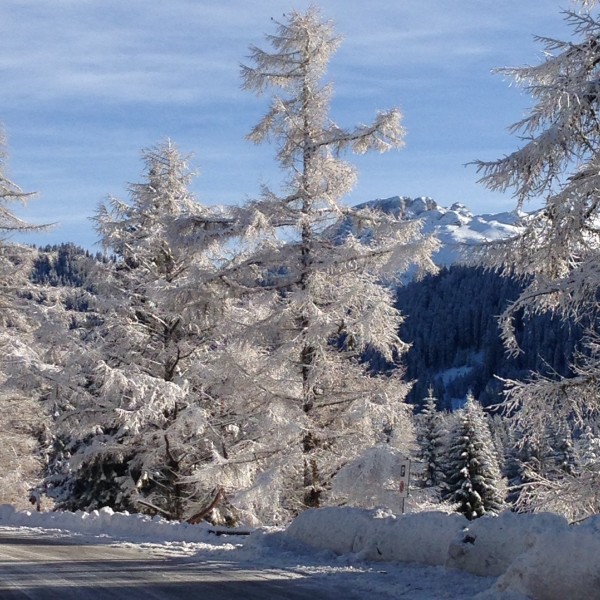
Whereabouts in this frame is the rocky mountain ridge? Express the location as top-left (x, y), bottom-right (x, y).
top-left (354, 196), bottom-right (523, 265)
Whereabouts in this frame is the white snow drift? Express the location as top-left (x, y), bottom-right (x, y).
top-left (1, 504), bottom-right (598, 600)
top-left (286, 507), bottom-right (600, 600)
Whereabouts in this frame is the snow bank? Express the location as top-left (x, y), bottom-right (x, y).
top-left (284, 506), bottom-right (378, 555)
top-left (2, 504), bottom-right (599, 599)
top-left (367, 511), bottom-right (467, 566)
top-left (447, 512), bottom-right (568, 577)
top-left (477, 516), bottom-right (600, 600)
top-left (286, 507), bottom-right (467, 567)
top-left (0, 504), bottom-right (240, 544)
top-left (284, 507), bottom-right (600, 600)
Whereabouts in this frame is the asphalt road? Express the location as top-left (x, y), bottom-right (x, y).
top-left (0, 527), bottom-right (361, 600)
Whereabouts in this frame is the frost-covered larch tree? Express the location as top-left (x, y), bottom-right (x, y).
top-left (236, 7), bottom-right (438, 517)
top-left (0, 132), bottom-right (36, 238)
top-left (0, 128), bottom-right (51, 508)
top-left (0, 127), bottom-right (39, 314)
top-left (473, 1), bottom-right (600, 433)
top-left (47, 141), bottom-right (247, 521)
top-left (415, 388), bottom-right (447, 491)
top-left (445, 394), bottom-right (504, 520)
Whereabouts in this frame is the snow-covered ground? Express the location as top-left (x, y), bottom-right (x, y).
top-left (1, 504), bottom-right (598, 600)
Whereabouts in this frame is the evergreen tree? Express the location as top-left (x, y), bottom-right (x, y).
top-left (235, 8), bottom-right (437, 516)
top-left (507, 419), bottom-right (580, 514)
top-left (45, 141), bottom-right (248, 521)
top-left (445, 394), bottom-right (504, 519)
top-left (513, 425), bottom-right (600, 521)
top-left (506, 426), bottom-right (554, 510)
top-left (415, 388), bottom-right (446, 490)
top-left (549, 419), bottom-right (577, 476)
top-left (513, 421), bottom-right (600, 518)
top-left (577, 425), bottom-right (600, 468)
top-left (31, 243), bottom-right (99, 288)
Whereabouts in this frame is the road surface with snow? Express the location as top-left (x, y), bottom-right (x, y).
top-left (0, 524), bottom-right (491, 600)
top-left (0, 527), bottom-right (369, 600)
top-left (2, 505), bottom-right (598, 599)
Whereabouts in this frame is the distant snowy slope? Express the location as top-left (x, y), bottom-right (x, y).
top-left (352, 196), bottom-right (523, 266)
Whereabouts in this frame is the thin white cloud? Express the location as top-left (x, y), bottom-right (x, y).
top-left (0, 1), bottom-right (569, 106)
top-left (0, 0), bottom-right (576, 248)
top-left (1, 1), bottom-right (251, 106)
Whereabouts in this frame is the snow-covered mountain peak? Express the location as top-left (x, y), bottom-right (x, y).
top-left (354, 196), bottom-right (523, 266)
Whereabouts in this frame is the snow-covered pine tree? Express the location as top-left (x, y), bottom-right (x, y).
top-left (506, 423), bottom-right (559, 509)
top-left (445, 393), bottom-right (504, 520)
top-left (512, 420), bottom-right (600, 518)
top-left (549, 419), bottom-right (577, 476)
top-left (47, 141), bottom-right (247, 521)
top-left (473, 1), bottom-right (600, 432)
top-left (415, 388), bottom-right (446, 490)
top-left (514, 424), bottom-right (600, 520)
top-left (577, 424), bottom-right (600, 467)
top-left (487, 413), bottom-right (513, 473)
top-left (234, 7), bottom-right (438, 518)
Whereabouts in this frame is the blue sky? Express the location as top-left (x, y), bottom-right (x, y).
top-left (2, 1), bottom-right (573, 249)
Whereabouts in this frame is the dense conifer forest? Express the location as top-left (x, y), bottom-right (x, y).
top-left (396, 266), bottom-right (583, 410)
top-left (29, 244), bottom-right (584, 414)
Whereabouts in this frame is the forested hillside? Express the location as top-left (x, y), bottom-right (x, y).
top-left (31, 243), bottom-right (109, 288)
top-left (29, 244), bottom-right (583, 415)
top-left (396, 266), bottom-right (582, 410)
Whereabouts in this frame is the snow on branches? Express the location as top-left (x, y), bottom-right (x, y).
top-left (474, 6), bottom-right (600, 333)
top-left (473, 2), bottom-right (600, 413)
top-left (47, 141), bottom-right (253, 522)
top-left (236, 7), bottom-right (436, 516)
top-left (473, 1), bottom-right (600, 518)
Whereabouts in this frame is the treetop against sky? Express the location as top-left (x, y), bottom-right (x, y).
top-left (2, 1), bottom-right (572, 248)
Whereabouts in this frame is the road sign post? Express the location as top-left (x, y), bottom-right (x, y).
top-left (398, 459), bottom-right (411, 514)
